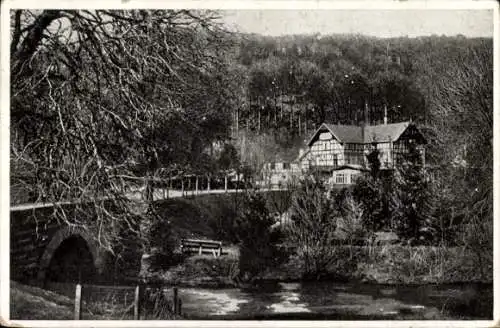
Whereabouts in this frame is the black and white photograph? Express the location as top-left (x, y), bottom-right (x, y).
top-left (1, 0), bottom-right (497, 325)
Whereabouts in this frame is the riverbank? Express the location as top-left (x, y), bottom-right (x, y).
top-left (10, 281), bottom-right (74, 320)
top-left (152, 253), bottom-right (493, 320)
top-left (176, 280), bottom-right (493, 320)
top-left (10, 281), bottom-right (182, 320)
top-left (11, 279), bottom-right (492, 320)
top-left (154, 244), bottom-right (492, 289)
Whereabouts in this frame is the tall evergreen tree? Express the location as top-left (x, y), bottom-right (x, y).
top-left (350, 147), bottom-right (391, 233)
top-left (390, 141), bottom-right (435, 244)
top-left (233, 192), bottom-right (284, 281)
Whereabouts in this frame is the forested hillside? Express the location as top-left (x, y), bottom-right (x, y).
top-left (227, 33), bottom-right (492, 170)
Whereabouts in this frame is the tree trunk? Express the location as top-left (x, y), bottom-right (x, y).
top-left (139, 170), bottom-right (155, 282)
top-left (12, 10), bottom-right (62, 78)
top-left (298, 114), bottom-right (301, 136)
top-left (236, 107), bottom-right (239, 134)
top-left (280, 93), bottom-right (283, 119)
top-left (258, 108), bottom-right (261, 132)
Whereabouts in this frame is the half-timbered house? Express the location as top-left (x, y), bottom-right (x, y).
top-left (299, 120), bottom-right (426, 185)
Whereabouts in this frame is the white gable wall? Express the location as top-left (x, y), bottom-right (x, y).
top-left (308, 131), bottom-right (345, 167)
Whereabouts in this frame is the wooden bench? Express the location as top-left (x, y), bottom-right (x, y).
top-left (180, 239), bottom-right (222, 257)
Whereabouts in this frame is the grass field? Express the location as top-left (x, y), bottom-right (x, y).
top-left (10, 281), bottom-right (74, 320)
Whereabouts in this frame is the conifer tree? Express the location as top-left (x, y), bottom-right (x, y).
top-left (233, 192), bottom-right (284, 281)
top-left (390, 141), bottom-right (435, 244)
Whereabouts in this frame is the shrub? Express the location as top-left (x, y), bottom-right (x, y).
top-left (159, 255), bottom-right (240, 287)
top-left (351, 171), bottom-right (391, 233)
top-left (232, 191), bottom-right (286, 282)
top-left (284, 175), bottom-right (340, 280)
top-left (335, 191), bottom-right (369, 244)
top-left (456, 211), bottom-right (493, 281)
top-left (184, 256), bottom-right (240, 281)
top-left (141, 288), bottom-right (179, 319)
top-left (359, 245), bottom-right (492, 284)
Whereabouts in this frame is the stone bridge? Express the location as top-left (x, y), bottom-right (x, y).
top-left (10, 187), bottom-right (284, 286)
top-left (10, 202), bottom-right (109, 286)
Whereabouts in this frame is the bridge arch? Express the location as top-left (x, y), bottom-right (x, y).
top-left (37, 226), bottom-right (105, 283)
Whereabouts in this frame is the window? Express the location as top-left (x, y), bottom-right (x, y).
top-left (283, 162), bottom-right (290, 170)
top-left (346, 152), bottom-right (362, 165)
top-left (333, 154), bottom-right (338, 167)
top-left (345, 143), bottom-right (364, 165)
top-left (270, 163), bottom-right (275, 170)
top-left (335, 174), bottom-right (347, 184)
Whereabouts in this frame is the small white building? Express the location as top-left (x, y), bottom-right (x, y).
top-left (327, 164), bottom-right (367, 186)
top-left (260, 160), bottom-right (301, 189)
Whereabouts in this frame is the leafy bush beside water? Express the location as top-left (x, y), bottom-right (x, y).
top-left (158, 255), bottom-right (240, 288)
top-left (357, 245), bottom-right (492, 284)
top-left (263, 244), bottom-right (492, 284)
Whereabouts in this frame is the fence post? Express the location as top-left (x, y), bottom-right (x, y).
top-left (134, 285), bottom-right (141, 320)
top-left (168, 177), bottom-right (171, 198)
top-left (177, 298), bottom-right (182, 315)
top-left (173, 287), bottom-right (178, 314)
top-left (74, 284), bottom-right (82, 320)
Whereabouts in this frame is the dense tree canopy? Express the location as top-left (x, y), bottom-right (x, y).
top-left (229, 33), bottom-right (490, 163)
top-left (10, 10), bottom-right (237, 255)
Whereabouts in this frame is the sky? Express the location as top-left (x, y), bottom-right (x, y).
top-left (221, 10), bottom-right (493, 38)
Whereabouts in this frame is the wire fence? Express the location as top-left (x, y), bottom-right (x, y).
top-left (45, 282), bottom-right (182, 320)
top-left (80, 284), bottom-right (137, 320)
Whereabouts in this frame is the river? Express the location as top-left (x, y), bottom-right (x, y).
top-left (177, 281), bottom-right (492, 320)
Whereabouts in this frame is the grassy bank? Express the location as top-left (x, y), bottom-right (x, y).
top-left (355, 245), bottom-right (492, 284)
top-left (151, 255), bottom-right (240, 288)
top-left (157, 244), bottom-right (492, 287)
top-left (263, 244), bottom-right (493, 284)
top-left (10, 281), bottom-right (182, 320)
top-left (11, 281), bottom-right (74, 320)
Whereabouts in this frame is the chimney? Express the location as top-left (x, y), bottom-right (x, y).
top-left (384, 104), bottom-right (388, 125)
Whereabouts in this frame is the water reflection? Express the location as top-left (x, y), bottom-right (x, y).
top-left (179, 282), bottom-right (492, 320)
top-left (180, 289), bottom-right (249, 316)
top-left (267, 283), bottom-right (311, 313)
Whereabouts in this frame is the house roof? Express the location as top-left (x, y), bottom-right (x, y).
top-left (364, 122), bottom-right (411, 143)
top-left (323, 124), bottom-right (364, 143)
top-left (307, 121), bottom-right (415, 145)
top-left (332, 164), bottom-right (369, 172)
